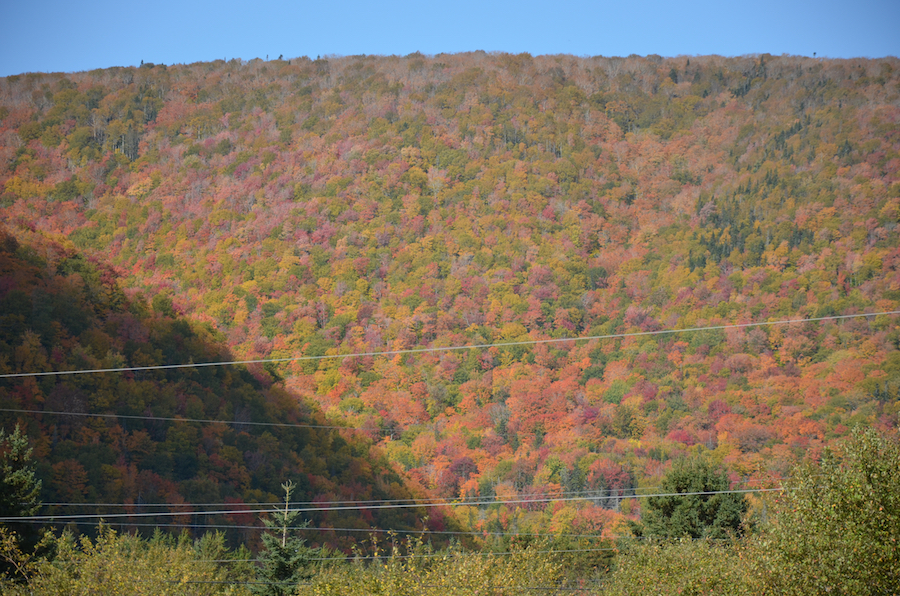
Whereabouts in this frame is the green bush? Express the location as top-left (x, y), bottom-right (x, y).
top-left (746, 427), bottom-right (900, 596)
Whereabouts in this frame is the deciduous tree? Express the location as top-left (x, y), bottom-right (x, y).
top-left (749, 428), bottom-right (900, 595)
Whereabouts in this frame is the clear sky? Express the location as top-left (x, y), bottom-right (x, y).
top-left (2, 0), bottom-right (898, 77)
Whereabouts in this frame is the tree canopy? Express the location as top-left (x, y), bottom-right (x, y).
top-left (637, 457), bottom-right (747, 539)
top-left (749, 427), bottom-right (900, 595)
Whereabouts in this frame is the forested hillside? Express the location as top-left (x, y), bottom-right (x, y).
top-left (1, 52), bottom-right (899, 542)
top-left (0, 228), bottom-right (431, 548)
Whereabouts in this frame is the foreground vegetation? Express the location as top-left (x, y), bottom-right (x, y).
top-left (2, 427), bottom-right (896, 595)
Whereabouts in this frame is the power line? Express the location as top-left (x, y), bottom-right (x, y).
top-left (124, 546), bottom-right (621, 564)
top-left (315, 546), bottom-right (619, 561)
top-left (124, 570), bottom-right (605, 591)
top-left (137, 577), bottom-right (600, 592)
top-left (39, 501), bottom-right (286, 507)
top-left (6, 515), bottom-right (752, 543)
top-left (0, 487), bottom-right (781, 522)
top-left (0, 310), bottom-right (892, 379)
top-left (6, 519), bottom-right (627, 540)
top-left (36, 485), bottom-right (672, 509)
top-left (195, 546), bottom-right (619, 563)
top-left (0, 408), bottom-right (381, 432)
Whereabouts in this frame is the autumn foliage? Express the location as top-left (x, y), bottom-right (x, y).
top-left (0, 52), bottom-right (898, 546)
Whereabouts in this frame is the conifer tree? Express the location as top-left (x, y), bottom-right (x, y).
top-left (254, 480), bottom-right (317, 596)
top-left (0, 424), bottom-right (42, 582)
top-left (637, 457), bottom-right (747, 539)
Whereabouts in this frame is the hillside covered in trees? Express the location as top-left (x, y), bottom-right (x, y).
top-left (0, 227), bottom-right (433, 548)
top-left (0, 52), bottom-right (899, 551)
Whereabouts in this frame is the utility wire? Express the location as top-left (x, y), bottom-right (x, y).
top-left (2, 310), bottom-right (891, 434)
top-left (0, 487), bottom-right (781, 522)
top-left (35, 485), bottom-right (672, 509)
top-left (308, 546), bottom-right (619, 562)
top-left (138, 546), bottom-right (621, 564)
top-left (0, 408), bottom-right (378, 432)
top-left (137, 577), bottom-right (598, 591)
top-left (143, 534), bottom-right (729, 564)
top-left (5, 519), bottom-right (642, 540)
top-left (29, 473), bottom-right (793, 510)
top-left (0, 310), bottom-right (892, 379)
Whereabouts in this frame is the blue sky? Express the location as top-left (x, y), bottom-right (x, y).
top-left (2, 0), bottom-right (898, 76)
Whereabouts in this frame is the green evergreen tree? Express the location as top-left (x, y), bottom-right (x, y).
top-left (0, 424), bottom-right (43, 581)
top-left (637, 458), bottom-right (747, 539)
top-left (254, 480), bottom-right (318, 596)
